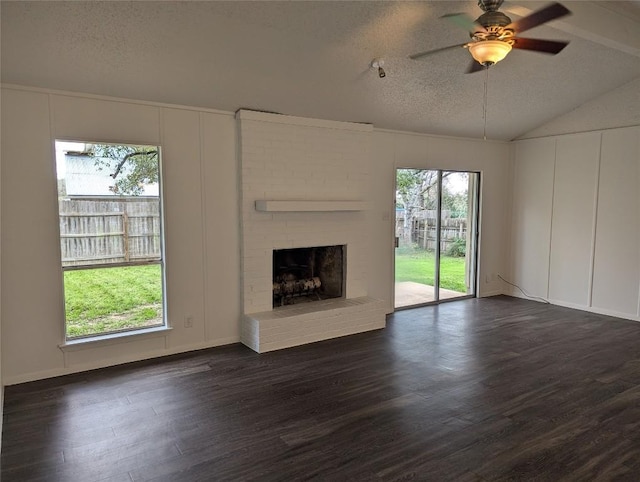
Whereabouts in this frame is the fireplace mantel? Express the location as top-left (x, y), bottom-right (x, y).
top-left (255, 200), bottom-right (366, 212)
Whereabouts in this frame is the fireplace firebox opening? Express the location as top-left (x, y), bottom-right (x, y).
top-left (272, 245), bottom-right (345, 307)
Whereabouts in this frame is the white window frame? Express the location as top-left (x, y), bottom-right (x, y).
top-left (54, 140), bottom-right (168, 342)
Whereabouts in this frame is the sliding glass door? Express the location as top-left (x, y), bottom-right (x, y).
top-left (394, 169), bottom-right (479, 309)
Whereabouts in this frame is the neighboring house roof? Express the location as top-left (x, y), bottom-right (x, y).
top-left (63, 154), bottom-right (159, 197)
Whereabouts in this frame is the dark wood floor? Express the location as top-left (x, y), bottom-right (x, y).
top-left (3, 295), bottom-right (640, 481)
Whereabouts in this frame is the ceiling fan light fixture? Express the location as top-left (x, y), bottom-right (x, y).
top-left (468, 40), bottom-right (512, 66)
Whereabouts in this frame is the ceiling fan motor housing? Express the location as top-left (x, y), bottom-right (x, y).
top-left (477, 0), bottom-right (504, 12)
top-left (476, 11), bottom-right (512, 29)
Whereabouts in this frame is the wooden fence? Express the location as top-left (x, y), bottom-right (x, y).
top-left (59, 197), bottom-right (161, 267)
top-left (396, 212), bottom-right (467, 253)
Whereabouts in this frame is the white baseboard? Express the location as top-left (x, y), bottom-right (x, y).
top-left (478, 289), bottom-right (507, 298)
top-left (548, 298), bottom-right (640, 323)
top-left (505, 290), bottom-right (640, 323)
top-left (4, 336), bottom-right (241, 386)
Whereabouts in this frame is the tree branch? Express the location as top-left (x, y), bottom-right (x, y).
top-left (110, 150), bottom-right (157, 179)
top-left (418, 172), bottom-right (453, 196)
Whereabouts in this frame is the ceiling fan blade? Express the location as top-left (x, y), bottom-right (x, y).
top-left (441, 13), bottom-right (487, 33)
top-left (466, 60), bottom-right (485, 74)
top-left (409, 43), bottom-right (468, 60)
top-left (506, 2), bottom-right (570, 34)
top-left (512, 37), bottom-right (569, 54)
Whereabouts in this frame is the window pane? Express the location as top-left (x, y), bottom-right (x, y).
top-left (64, 265), bottom-right (164, 339)
top-left (438, 171), bottom-right (478, 300)
top-left (55, 141), bottom-right (165, 339)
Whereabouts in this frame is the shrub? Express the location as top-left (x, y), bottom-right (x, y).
top-left (446, 237), bottom-right (466, 257)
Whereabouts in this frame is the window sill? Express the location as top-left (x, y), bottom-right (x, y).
top-left (59, 326), bottom-right (173, 352)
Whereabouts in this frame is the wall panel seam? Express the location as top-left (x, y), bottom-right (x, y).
top-left (199, 112), bottom-right (209, 342)
top-left (587, 133), bottom-right (603, 308)
top-left (546, 140), bottom-right (557, 300)
top-left (637, 131), bottom-right (640, 317)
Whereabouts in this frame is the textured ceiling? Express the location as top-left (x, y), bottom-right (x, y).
top-left (2, 1), bottom-right (639, 140)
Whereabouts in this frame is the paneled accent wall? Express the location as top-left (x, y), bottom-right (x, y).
top-left (509, 126), bottom-right (640, 321)
top-left (510, 138), bottom-right (555, 299)
top-left (548, 135), bottom-right (600, 306)
top-left (591, 129), bottom-right (640, 316)
top-left (1, 87), bottom-right (241, 384)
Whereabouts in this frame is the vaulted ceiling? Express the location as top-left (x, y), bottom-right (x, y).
top-left (2, 1), bottom-right (639, 140)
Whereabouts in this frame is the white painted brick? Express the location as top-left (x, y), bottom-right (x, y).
top-left (239, 113), bottom-right (379, 350)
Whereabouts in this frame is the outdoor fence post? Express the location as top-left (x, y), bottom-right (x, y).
top-left (123, 205), bottom-right (129, 263)
top-left (423, 221), bottom-right (428, 249)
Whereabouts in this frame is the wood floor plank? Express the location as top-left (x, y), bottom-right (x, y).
top-left (4, 295), bottom-right (640, 481)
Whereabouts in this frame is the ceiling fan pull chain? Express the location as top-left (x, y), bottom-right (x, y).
top-left (483, 65), bottom-right (489, 140)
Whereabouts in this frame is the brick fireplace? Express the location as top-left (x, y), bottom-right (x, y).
top-left (237, 110), bottom-right (386, 353)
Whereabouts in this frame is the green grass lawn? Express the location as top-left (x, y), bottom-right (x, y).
top-left (65, 251), bottom-right (463, 338)
top-left (64, 264), bottom-right (163, 338)
top-left (395, 247), bottom-right (467, 292)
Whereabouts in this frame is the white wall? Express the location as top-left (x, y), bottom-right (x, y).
top-left (519, 78), bottom-right (640, 140)
top-left (591, 128), bottom-right (640, 317)
top-left (509, 138), bottom-right (556, 299)
top-left (1, 86), bottom-right (240, 384)
top-left (369, 130), bottom-right (512, 311)
top-left (549, 134), bottom-right (600, 306)
top-left (1, 85), bottom-right (512, 385)
top-left (0, 84), bottom-right (3, 447)
top-left (509, 126), bottom-right (640, 321)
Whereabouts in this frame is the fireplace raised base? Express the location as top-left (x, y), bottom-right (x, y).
top-left (241, 297), bottom-right (386, 353)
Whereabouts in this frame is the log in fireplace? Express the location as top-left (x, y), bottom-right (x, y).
top-left (272, 245), bottom-right (345, 307)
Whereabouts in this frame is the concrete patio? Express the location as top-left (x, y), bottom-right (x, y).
top-left (394, 281), bottom-right (466, 308)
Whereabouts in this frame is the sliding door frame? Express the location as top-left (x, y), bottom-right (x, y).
top-left (434, 170), bottom-right (443, 303)
top-left (393, 168), bottom-right (481, 311)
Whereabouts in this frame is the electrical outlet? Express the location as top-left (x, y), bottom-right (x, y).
top-left (184, 315), bottom-right (193, 328)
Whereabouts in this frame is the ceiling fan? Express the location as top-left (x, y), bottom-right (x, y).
top-left (410, 0), bottom-right (571, 73)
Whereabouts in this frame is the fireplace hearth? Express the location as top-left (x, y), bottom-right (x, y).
top-left (273, 245), bottom-right (344, 307)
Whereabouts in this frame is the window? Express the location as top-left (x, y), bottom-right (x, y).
top-left (55, 141), bottom-right (166, 339)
